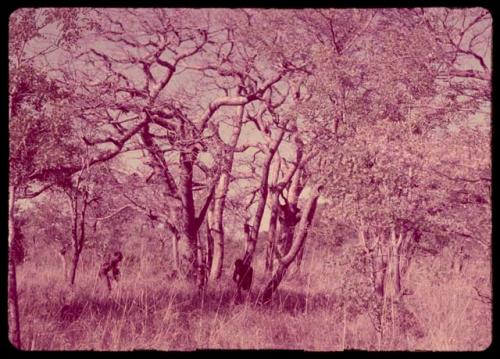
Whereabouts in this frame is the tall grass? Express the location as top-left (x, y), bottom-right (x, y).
top-left (15, 244), bottom-right (491, 350)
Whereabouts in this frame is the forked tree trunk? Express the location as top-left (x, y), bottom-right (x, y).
top-left (242, 129), bottom-right (285, 265)
top-left (274, 170), bottom-right (304, 266)
top-left (359, 229), bottom-right (388, 298)
top-left (140, 125), bottom-right (200, 285)
top-left (261, 184), bottom-right (321, 303)
top-left (373, 243), bottom-right (387, 297)
top-left (8, 184), bottom-right (21, 349)
top-left (390, 228), bottom-right (415, 297)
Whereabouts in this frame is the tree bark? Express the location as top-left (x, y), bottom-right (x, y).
top-left (208, 173), bottom-right (228, 280)
top-left (265, 155), bottom-right (282, 273)
top-left (276, 169), bottom-right (304, 259)
top-left (8, 184), bottom-right (21, 349)
top-left (68, 189), bottom-right (89, 286)
top-left (373, 240), bottom-right (387, 297)
top-left (172, 233), bottom-right (180, 274)
top-left (242, 129), bottom-right (285, 265)
top-left (262, 183), bottom-right (321, 303)
top-left (393, 235), bottom-right (402, 296)
top-left (207, 106), bottom-right (244, 280)
top-left (295, 244), bottom-right (306, 271)
top-left (141, 124), bottom-right (211, 287)
top-left (205, 215), bottom-right (214, 272)
top-left (69, 248), bottom-right (82, 286)
top-left (178, 151), bottom-right (203, 286)
top-left (265, 191), bottom-right (279, 273)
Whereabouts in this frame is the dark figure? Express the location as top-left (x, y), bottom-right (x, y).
top-left (233, 258), bottom-right (253, 304)
top-left (99, 251), bottom-right (123, 292)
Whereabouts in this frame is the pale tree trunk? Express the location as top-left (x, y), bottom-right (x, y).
top-left (384, 226), bottom-right (406, 298)
top-left (390, 227), bottom-right (415, 297)
top-left (205, 214), bottom-right (214, 273)
top-left (197, 230), bottom-right (207, 290)
top-left (295, 244), bottom-right (306, 272)
top-left (261, 183), bottom-right (321, 303)
top-left (242, 129), bottom-right (285, 265)
top-left (265, 157), bottom-right (282, 273)
top-left (359, 229), bottom-right (387, 297)
top-left (8, 184), bottom-right (21, 349)
top-left (165, 222), bottom-right (182, 276)
top-left (58, 249), bottom-right (70, 281)
top-left (293, 176), bottom-right (309, 272)
top-left (207, 106), bottom-right (244, 280)
top-left (172, 233), bottom-right (180, 274)
top-left (265, 191), bottom-right (279, 273)
top-left (264, 129), bottom-right (312, 274)
top-left (374, 240), bottom-right (387, 297)
top-left (207, 174), bottom-right (227, 281)
top-left (390, 228), bottom-right (402, 296)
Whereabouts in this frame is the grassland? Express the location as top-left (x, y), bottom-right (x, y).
top-left (15, 239), bottom-right (491, 351)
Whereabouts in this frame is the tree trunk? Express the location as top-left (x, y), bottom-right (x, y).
top-left (205, 216), bottom-right (214, 272)
top-left (207, 106), bottom-right (244, 280)
top-left (172, 233), bottom-right (180, 274)
top-left (8, 184), bottom-right (21, 349)
top-left (67, 189), bottom-right (80, 286)
top-left (261, 183), bottom-right (321, 302)
top-left (8, 255), bottom-right (21, 349)
top-left (242, 129), bottom-right (285, 265)
top-left (262, 263), bottom-right (287, 303)
top-left (393, 245), bottom-right (402, 295)
top-left (373, 242), bottom-right (387, 297)
top-left (194, 233), bottom-right (204, 290)
top-left (140, 125), bottom-right (200, 283)
top-left (69, 248), bottom-right (82, 286)
top-left (179, 152), bottom-right (203, 287)
top-left (393, 229), bottom-right (415, 296)
top-left (265, 192), bottom-right (279, 273)
top-left (69, 190), bottom-right (89, 287)
top-left (208, 174), bottom-right (228, 281)
top-left (295, 244), bottom-right (305, 271)
top-left (166, 222), bottom-right (182, 276)
top-left (275, 169), bottom-right (303, 263)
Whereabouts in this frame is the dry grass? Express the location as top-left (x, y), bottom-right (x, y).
top-left (15, 244), bottom-right (491, 351)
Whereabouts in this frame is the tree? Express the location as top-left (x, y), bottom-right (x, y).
top-left (8, 8), bottom-right (86, 348)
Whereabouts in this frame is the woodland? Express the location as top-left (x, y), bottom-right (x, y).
top-left (8, 8), bottom-right (491, 350)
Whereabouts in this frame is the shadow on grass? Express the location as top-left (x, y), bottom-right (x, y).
top-left (54, 281), bottom-right (341, 328)
top-left (186, 286), bottom-right (341, 316)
